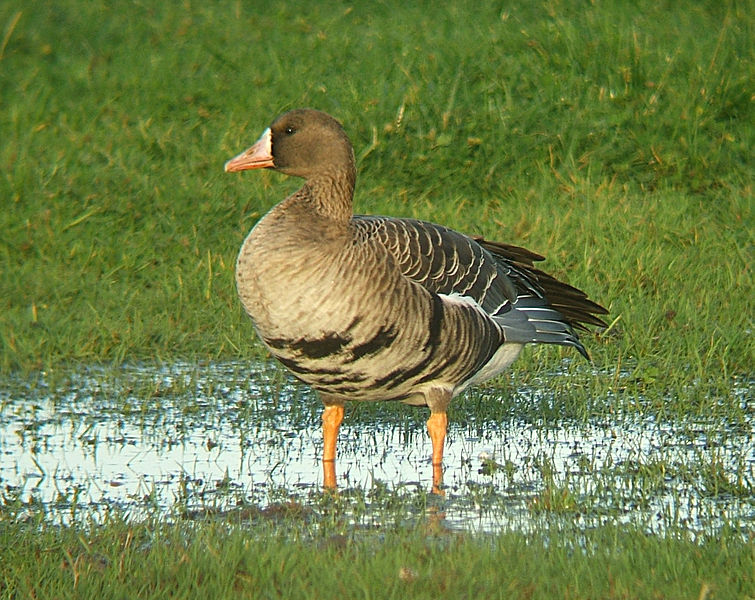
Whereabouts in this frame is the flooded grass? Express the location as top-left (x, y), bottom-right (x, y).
top-left (2, 361), bottom-right (751, 538)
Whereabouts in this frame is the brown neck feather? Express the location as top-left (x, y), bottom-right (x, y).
top-left (302, 164), bottom-right (356, 223)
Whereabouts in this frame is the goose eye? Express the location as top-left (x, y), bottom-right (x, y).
top-left (284, 126), bottom-right (296, 135)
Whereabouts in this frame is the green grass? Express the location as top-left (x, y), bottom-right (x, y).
top-left (0, 0), bottom-right (752, 596)
top-left (1, 1), bottom-right (751, 387)
top-left (1, 516), bottom-right (752, 600)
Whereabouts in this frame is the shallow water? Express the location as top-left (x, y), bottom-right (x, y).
top-left (0, 361), bottom-right (752, 535)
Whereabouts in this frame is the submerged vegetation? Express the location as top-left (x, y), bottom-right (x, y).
top-left (1, 362), bottom-right (749, 534)
top-left (0, 0), bottom-right (752, 597)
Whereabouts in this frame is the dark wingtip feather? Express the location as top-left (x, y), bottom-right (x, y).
top-left (477, 237), bottom-right (608, 333)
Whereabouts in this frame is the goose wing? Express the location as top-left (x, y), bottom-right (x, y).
top-left (352, 216), bottom-right (606, 358)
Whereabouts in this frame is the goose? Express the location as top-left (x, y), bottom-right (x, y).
top-left (225, 109), bottom-right (607, 492)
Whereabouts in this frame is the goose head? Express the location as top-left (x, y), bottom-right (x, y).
top-left (225, 109), bottom-right (356, 182)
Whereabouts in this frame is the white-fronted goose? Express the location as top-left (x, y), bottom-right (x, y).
top-left (225, 109), bottom-right (607, 492)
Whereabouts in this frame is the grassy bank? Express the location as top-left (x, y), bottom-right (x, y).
top-left (0, 0), bottom-right (752, 596)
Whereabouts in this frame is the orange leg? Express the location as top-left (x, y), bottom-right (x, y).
top-left (323, 460), bottom-right (337, 490)
top-left (427, 411), bottom-right (448, 494)
top-left (322, 404), bottom-right (344, 489)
